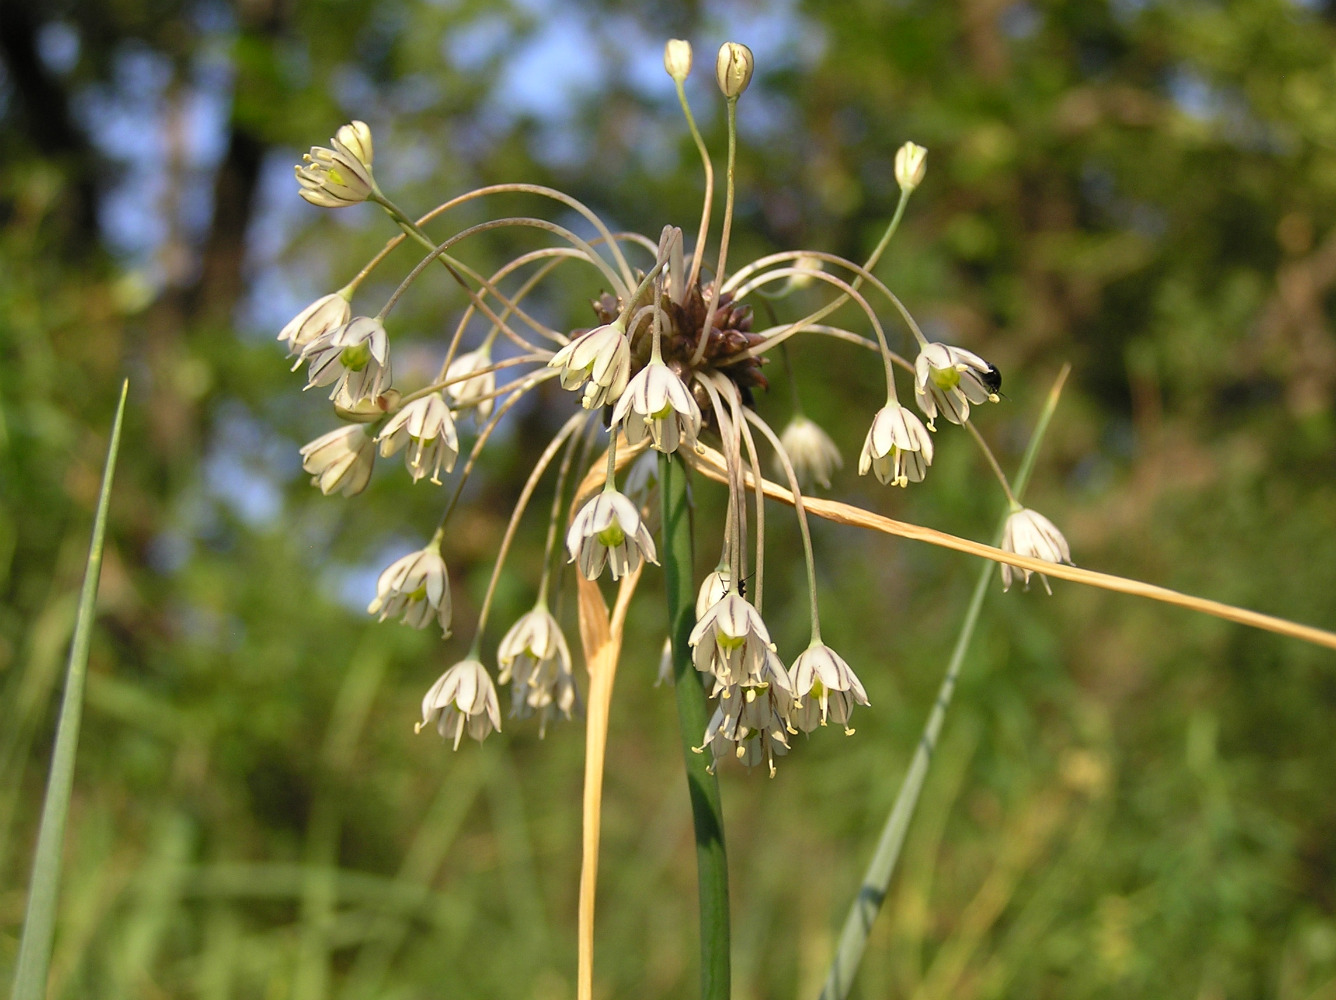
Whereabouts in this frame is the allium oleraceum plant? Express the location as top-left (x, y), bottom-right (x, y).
top-left (281, 38), bottom-right (1074, 997)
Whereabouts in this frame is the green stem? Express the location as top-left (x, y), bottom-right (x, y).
top-left (660, 451), bottom-right (730, 1000)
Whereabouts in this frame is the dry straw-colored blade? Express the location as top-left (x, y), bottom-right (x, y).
top-left (573, 434), bottom-right (648, 1000)
top-left (685, 444), bottom-right (1336, 652)
top-left (575, 569), bottom-right (642, 1000)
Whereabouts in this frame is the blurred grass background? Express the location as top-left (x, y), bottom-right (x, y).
top-left (3, 0), bottom-right (1336, 997)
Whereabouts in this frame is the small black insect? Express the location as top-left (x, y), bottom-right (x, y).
top-left (980, 363), bottom-right (1003, 396)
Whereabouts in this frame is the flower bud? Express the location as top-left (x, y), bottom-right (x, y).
top-left (715, 42), bottom-right (754, 99)
top-left (894, 141), bottom-right (928, 192)
top-left (789, 254), bottom-right (822, 290)
top-left (664, 39), bottom-right (693, 82)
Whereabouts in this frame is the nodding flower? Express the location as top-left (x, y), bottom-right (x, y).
top-left (295, 120), bottom-right (378, 207)
top-left (1001, 507), bottom-right (1074, 594)
top-left (566, 490), bottom-right (659, 582)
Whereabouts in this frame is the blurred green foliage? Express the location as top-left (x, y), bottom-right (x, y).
top-left (3, 0), bottom-right (1336, 997)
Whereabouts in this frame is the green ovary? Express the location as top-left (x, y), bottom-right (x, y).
top-left (930, 366), bottom-right (960, 391)
top-left (340, 342), bottom-right (372, 371)
top-left (597, 523), bottom-right (626, 548)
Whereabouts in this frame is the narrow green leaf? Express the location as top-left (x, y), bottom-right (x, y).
top-left (11, 380), bottom-right (129, 1000)
top-left (819, 367), bottom-right (1069, 999)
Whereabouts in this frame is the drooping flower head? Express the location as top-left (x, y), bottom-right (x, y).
top-left (1001, 507), bottom-right (1073, 593)
top-left (299, 424), bottom-right (375, 496)
top-left (418, 659), bottom-right (502, 750)
top-left (277, 41), bottom-right (1041, 774)
top-left (859, 403), bottom-right (934, 486)
top-left (565, 490), bottom-right (659, 581)
top-left (367, 544), bottom-right (452, 636)
top-left (914, 342), bottom-right (998, 427)
top-left (377, 392), bottom-right (458, 484)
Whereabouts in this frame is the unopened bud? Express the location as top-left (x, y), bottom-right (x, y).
top-left (335, 389), bottom-right (398, 423)
top-left (894, 142), bottom-right (927, 192)
top-left (664, 39), bottom-right (693, 82)
top-left (790, 255), bottom-right (822, 290)
top-left (715, 42), bottom-right (753, 99)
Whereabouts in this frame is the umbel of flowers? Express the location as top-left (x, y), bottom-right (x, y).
top-left (281, 40), bottom-right (1072, 775)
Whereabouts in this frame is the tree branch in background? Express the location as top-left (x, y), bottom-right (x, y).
top-left (0, 4), bottom-right (100, 244)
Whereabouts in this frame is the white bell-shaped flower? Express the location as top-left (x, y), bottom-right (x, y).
top-left (444, 347), bottom-right (496, 422)
top-left (913, 342), bottom-right (997, 427)
top-left (611, 361), bottom-right (701, 453)
top-left (789, 642), bottom-right (869, 734)
top-left (548, 322), bottom-right (631, 409)
top-left (279, 293), bottom-right (351, 359)
top-left (689, 593), bottom-right (774, 693)
top-left (858, 403), bottom-right (934, 486)
top-left (303, 315), bottom-right (393, 408)
top-left (777, 415), bottom-right (843, 489)
top-left (565, 490), bottom-right (659, 581)
top-left (299, 425), bottom-right (375, 497)
top-left (1001, 507), bottom-right (1073, 593)
top-left (367, 545), bottom-right (451, 636)
top-left (377, 392), bottom-right (458, 484)
top-left (418, 659), bottom-right (502, 750)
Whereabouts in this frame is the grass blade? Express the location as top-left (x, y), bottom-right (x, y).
top-left (819, 366), bottom-right (1069, 999)
top-left (11, 379), bottom-right (129, 1000)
